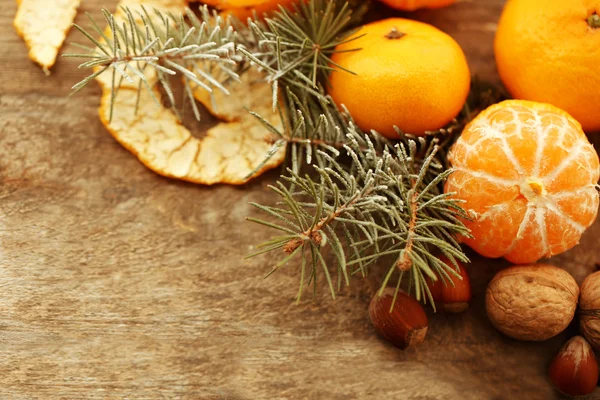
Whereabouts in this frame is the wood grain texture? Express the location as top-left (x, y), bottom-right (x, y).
top-left (1, 0), bottom-right (600, 399)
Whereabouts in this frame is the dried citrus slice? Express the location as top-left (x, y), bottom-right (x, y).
top-left (93, 0), bottom-right (285, 184)
top-left (92, 0), bottom-right (186, 90)
top-left (99, 85), bottom-right (284, 185)
top-left (191, 68), bottom-right (273, 121)
top-left (446, 99), bottom-right (600, 264)
top-left (13, 0), bottom-right (80, 73)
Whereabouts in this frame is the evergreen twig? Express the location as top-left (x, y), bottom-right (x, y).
top-left (247, 123), bottom-right (471, 304)
top-left (65, 6), bottom-right (242, 121)
top-left (239, 0), bottom-right (368, 107)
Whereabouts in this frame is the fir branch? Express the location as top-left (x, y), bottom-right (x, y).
top-left (65, 6), bottom-right (243, 121)
top-left (240, 0), bottom-right (367, 106)
top-left (247, 89), bottom-right (392, 178)
top-left (247, 122), bottom-right (471, 304)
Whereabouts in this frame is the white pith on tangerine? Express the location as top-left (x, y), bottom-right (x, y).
top-left (445, 100), bottom-right (600, 264)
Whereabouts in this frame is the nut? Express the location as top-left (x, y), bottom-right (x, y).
top-left (549, 336), bottom-right (598, 397)
top-left (485, 264), bottom-right (578, 341)
top-left (369, 288), bottom-right (428, 350)
top-left (426, 258), bottom-right (471, 313)
top-left (579, 270), bottom-right (600, 350)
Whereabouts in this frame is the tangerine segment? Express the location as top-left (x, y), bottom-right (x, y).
top-left (503, 206), bottom-right (548, 264)
top-left (552, 187), bottom-right (600, 227)
top-left (544, 142), bottom-right (600, 192)
top-left (461, 198), bottom-right (527, 259)
top-left (544, 207), bottom-right (587, 257)
top-left (449, 123), bottom-right (520, 180)
top-left (447, 99), bottom-right (600, 264)
top-left (444, 170), bottom-right (519, 215)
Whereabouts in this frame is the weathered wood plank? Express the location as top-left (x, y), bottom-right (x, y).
top-left (1, 1), bottom-right (598, 399)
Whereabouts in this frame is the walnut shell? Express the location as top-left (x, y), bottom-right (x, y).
top-left (580, 271), bottom-right (600, 350)
top-left (486, 264), bottom-right (579, 341)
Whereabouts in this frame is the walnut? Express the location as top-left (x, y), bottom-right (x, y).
top-left (486, 264), bottom-right (579, 341)
top-left (580, 271), bottom-right (600, 350)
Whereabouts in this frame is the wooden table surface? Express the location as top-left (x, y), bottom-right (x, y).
top-left (2, 0), bottom-right (600, 399)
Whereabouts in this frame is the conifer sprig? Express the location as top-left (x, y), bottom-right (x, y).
top-left (239, 0), bottom-right (367, 107)
top-left (247, 122), bottom-right (471, 304)
top-left (65, 6), bottom-right (242, 121)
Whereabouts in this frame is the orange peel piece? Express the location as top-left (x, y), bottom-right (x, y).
top-left (191, 68), bottom-right (274, 121)
top-left (94, 0), bottom-right (186, 90)
top-left (95, 0), bottom-right (285, 185)
top-left (99, 83), bottom-right (285, 185)
top-left (13, 0), bottom-right (81, 73)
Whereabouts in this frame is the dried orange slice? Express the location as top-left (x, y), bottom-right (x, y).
top-left (92, 0), bottom-right (183, 91)
top-left (446, 100), bottom-right (600, 264)
top-left (93, 0), bottom-right (284, 184)
top-left (191, 68), bottom-right (273, 121)
top-left (98, 85), bottom-right (284, 185)
top-left (13, 0), bottom-right (80, 73)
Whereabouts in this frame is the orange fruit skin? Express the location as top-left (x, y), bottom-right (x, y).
top-left (446, 100), bottom-right (600, 264)
top-left (202, 0), bottom-right (297, 19)
top-left (378, 0), bottom-right (456, 11)
top-left (328, 18), bottom-right (470, 138)
top-left (495, 0), bottom-right (600, 133)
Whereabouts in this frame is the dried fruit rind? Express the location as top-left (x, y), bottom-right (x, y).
top-left (13, 0), bottom-right (81, 73)
top-left (486, 264), bottom-right (579, 341)
top-left (191, 68), bottom-right (274, 122)
top-left (98, 81), bottom-right (285, 185)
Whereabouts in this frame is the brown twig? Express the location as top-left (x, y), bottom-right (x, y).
top-left (397, 189), bottom-right (419, 271)
top-left (283, 189), bottom-right (372, 254)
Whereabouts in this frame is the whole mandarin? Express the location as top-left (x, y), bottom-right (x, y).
top-left (495, 0), bottom-right (600, 132)
top-left (378, 0), bottom-right (456, 11)
top-left (328, 18), bottom-right (470, 138)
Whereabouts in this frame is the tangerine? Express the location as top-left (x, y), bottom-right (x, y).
top-left (202, 0), bottom-right (297, 19)
top-left (445, 100), bottom-right (600, 264)
top-left (495, 0), bottom-right (600, 132)
top-left (378, 0), bottom-right (455, 11)
top-left (328, 18), bottom-right (470, 138)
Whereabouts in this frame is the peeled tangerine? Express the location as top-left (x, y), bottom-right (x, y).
top-left (446, 100), bottom-right (600, 264)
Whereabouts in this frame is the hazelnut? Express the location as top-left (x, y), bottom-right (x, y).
top-left (426, 258), bottom-right (471, 313)
top-left (486, 264), bottom-right (578, 341)
top-left (549, 336), bottom-right (598, 397)
top-left (369, 288), bottom-right (428, 350)
top-left (580, 270), bottom-right (600, 350)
